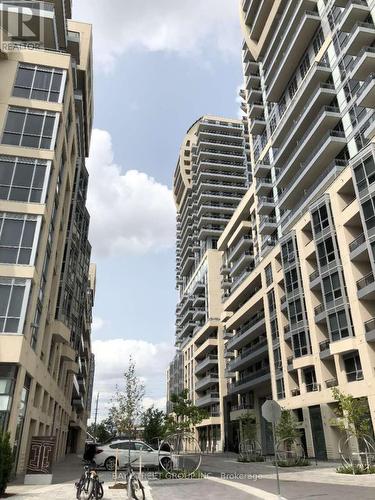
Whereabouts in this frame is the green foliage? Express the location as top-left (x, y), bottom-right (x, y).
top-left (331, 388), bottom-right (371, 439)
top-left (108, 356), bottom-right (145, 437)
top-left (239, 412), bottom-right (257, 443)
top-left (275, 410), bottom-right (301, 449)
top-left (337, 464), bottom-right (375, 475)
top-left (237, 455), bottom-right (265, 463)
top-left (0, 431), bottom-right (13, 495)
top-left (166, 389), bottom-right (208, 433)
top-left (141, 406), bottom-right (167, 444)
top-left (276, 458), bottom-right (310, 467)
top-left (87, 421), bottom-right (112, 443)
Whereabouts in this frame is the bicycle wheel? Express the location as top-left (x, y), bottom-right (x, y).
top-left (95, 481), bottom-right (104, 499)
top-left (130, 476), bottom-right (145, 500)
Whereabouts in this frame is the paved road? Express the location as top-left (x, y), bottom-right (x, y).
top-left (7, 453), bottom-right (375, 499)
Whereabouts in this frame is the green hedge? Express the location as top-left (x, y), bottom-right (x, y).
top-left (0, 431), bottom-right (13, 496)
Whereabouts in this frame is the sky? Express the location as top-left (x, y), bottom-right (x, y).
top-left (73, 0), bottom-right (244, 420)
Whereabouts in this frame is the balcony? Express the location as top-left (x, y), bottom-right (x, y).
top-left (287, 356), bottom-right (294, 371)
top-left (231, 267), bottom-right (255, 293)
top-left (258, 196), bottom-right (275, 214)
top-left (357, 272), bottom-right (375, 299)
top-left (222, 276), bottom-right (232, 289)
top-left (306, 382), bottom-right (321, 392)
top-left (255, 177), bottom-right (273, 195)
top-left (248, 0), bottom-right (273, 41)
top-left (249, 116), bottom-right (266, 136)
top-left (365, 318), bottom-right (375, 342)
top-left (325, 378), bottom-right (338, 389)
top-left (227, 338), bottom-right (268, 372)
top-left (195, 392), bottom-right (220, 408)
top-left (277, 132), bottom-right (347, 210)
top-left (228, 368), bottom-right (270, 394)
top-left (276, 107), bottom-right (342, 188)
top-left (351, 46), bottom-right (375, 81)
top-left (259, 216), bottom-right (277, 234)
top-left (291, 388), bottom-right (301, 397)
top-left (195, 373), bottom-right (219, 391)
top-left (230, 250), bottom-right (254, 276)
top-left (223, 329), bottom-right (234, 340)
top-left (357, 73), bottom-right (375, 108)
top-left (314, 304), bottom-right (326, 323)
top-left (266, 10), bottom-right (321, 102)
top-left (248, 101), bottom-right (264, 119)
top-left (230, 404), bottom-right (255, 421)
top-left (72, 396), bottom-right (85, 411)
top-left (338, 0), bottom-right (370, 33)
top-left (281, 162), bottom-right (347, 232)
top-left (228, 235), bottom-right (253, 262)
top-left (319, 339), bottom-right (332, 360)
top-left (227, 313), bottom-right (266, 351)
top-left (345, 22), bottom-right (375, 56)
top-left (254, 159), bottom-right (271, 177)
top-left (349, 232), bottom-right (367, 260)
top-left (195, 355), bottom-right (218, 375)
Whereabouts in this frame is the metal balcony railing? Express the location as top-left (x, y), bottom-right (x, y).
top-left (319, 339), bottom-right (330, 352)
top-left (365, 318), bottom-right (375, 332)
top-left (349, 233), bottom-right (366, 252)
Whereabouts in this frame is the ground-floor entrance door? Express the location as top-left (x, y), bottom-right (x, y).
top-left (309, 405), bottom-right (327, 460)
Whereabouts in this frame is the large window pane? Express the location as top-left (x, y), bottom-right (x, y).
top-left (0, 156), bottom-right (49, 203)
top-left (0, 279), bottom-right (30, 334)
top-left (13, 64), bottom-right (65, 103)
top-left (0, 213), bottom-right (39, 265)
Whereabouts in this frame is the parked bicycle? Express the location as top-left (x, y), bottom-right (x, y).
top-left (75, 461), bottom-right (104, 500)
top-left (124, 458), bottom-right (145, 500)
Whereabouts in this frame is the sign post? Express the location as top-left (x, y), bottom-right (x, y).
top-left (262, 400), bottom-right (282, 499)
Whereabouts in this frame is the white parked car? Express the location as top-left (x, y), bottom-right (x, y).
top-left (94, 439), bottom-right (173, 471)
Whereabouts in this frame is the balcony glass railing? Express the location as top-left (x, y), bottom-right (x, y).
top-left (325, 378), bottom-right (338, 388)
top-left (346, 369), bottom-right (364, 382)
top-left (349, 233), bottom-right (366, 252)
top-left (229, 367), bottom-right (269, 390)
top-left (306, 382), bottom-right (321, 392)
top-left (356, 272), bottom-right (375, 290)
top-left (365, 318), bottom-right (375, 332)
top-left (319, 339), bottom-right (330, 352)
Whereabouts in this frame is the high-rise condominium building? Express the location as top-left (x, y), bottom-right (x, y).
top-left (218, 0), bottom-right (375, 458)
top-left (168, 116), bottom-right (251, 451)
top-left (168, 0), bottom-right (375, 459)
top-left (0, 1), bottom-right (95, 472)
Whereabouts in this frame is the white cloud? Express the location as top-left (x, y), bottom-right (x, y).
top-left (91, 338), bottom-right (174, 419)
top-left (74, 0), bottom-right (241, 72)
top-left (86, 129), bottom-right (176, 257)
top-left (92, 316), bottom-right (106, 332)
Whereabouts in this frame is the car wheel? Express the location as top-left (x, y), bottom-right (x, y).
top-left (160, 457), bottom-right (172, 472)
top-left (104, 457), bottom-right (117, 471)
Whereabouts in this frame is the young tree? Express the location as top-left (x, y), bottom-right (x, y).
top-left (109, 356), bottom-right (145, 437)
top-left (0, 431), bottom-right (13, 496)
top-left (166, 389), bottom-right (208, 433)
top-left (276, 410), bottom-right (301, 450)
top-left (87, 421), bottom-right (112, 443)
top-left (141, 406), bottom-right (167, 444)
top-left (239, 411), bottom-right (257, 443)
top-left (332, 388), bottom-right (372, 439)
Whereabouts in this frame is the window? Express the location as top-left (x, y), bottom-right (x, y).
top-left (13, 64), bottom-right (65, 103)
top-left (0, 156), bottom-right (50, 203)
top-left (328, 309), bottom-right (350, 341)
top-left (134, 442), bottom-right (152, 451)
top-left (323, 272), bottom-right (342, 304)
top-left (2, 107), bottom-right (58, 149)
top-left (304, 367), bottom-right (317, 391)
top-left (0, 364), bottom-right (17, 431)
top-left (109, 441), bottom-right (135, 450)
top-left (288, 298), bottom-right (303, 324)
top-left (270, 317), bottom-right (279, 340)
top-left (285, 267), bottom-right (299, 294)
top-left (267, 289), bottom-right (276, 316)
top-left (0, 278), bottom-right (30, 333)
top-left (292, 331), bottom-right (309, 358)
top-left (265, 264), bottom-right (273, 287)
top-left (300, 54), bottom-right (310, 79)
top-left (317, 237), bottom-right (336, 268)
top-left (312, 205), bottom-right (329, 235)
top-left (354, 155), bottom-right (375, 193)
top-left (313, 28), bottom-right (324, 55)
top-left (281, 239), bottom-right (295, 265)
top-left (276, 378), bottom-right (285, 399)
top-left (344, 352), bottom-right (363, 382)
top-left (0, 212), bottom-right (39, 265)
top-left (274, 348), bottom-right (282, 370)
top-left (362, 197), bottom-right (375, 230)
top-left (288, 77), bottom-right (298, 100)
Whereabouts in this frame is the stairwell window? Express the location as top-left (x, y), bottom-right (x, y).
top-left (312, 204), bottom-right (330, 235)
top-left (323, 272), bottom-right (342, 304)
top-left (354, 155), bottom-right (375, 193)
top-left (362, 196), bottom-right (375, 230)
top-left (13, 64), bottom-right (66, 103)
top-left (317, 237), bottom-right (336, 268)
top-left (0, 212), bottom-right (40, 265)
top-left (328, 309), bottom-right (350, 341)
top-left (2, 107), bottom-right (59, 150)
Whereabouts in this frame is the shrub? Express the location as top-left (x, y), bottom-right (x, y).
top-left (238, 455), bottom-right (265, 463)
top-left (274, 458), bottom-right (310, 467)
top-left (336, 465), bottom-right (375, 475)
top-left (0, 431), bottom-right (13, 496)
